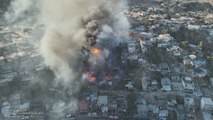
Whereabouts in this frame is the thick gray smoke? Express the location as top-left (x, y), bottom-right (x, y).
top-left (40, 0), bottom-right (129, 83)
top-left (1, 0), bottom-right (129, 119)
top-left (4, 0), bottom-right (40, 25)
top-left (40, 1), bottom-right (129, 118)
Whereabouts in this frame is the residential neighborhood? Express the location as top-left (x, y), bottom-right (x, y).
top-left (0, 0), bottom-right (212, 120)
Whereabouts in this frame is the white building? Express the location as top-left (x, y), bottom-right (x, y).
top-left (157, 34), bottom-right (173, 48)
top-left (182, 77), bottom-right (195, 91)
top-left (157, 34), bottom-right (173, 42)
top-left (127, 40), bottom-right (136, 53)
top-left (202, 112), bottom-right (213, 120)
top-left (159, 110), bottom-right (168, 120)
top-left (201, 97), bottom-right (213, 111)
top-left (98, 96), bottom-right (108, 113)
top-left (139, 32), bottom-right (152, 39)
top-left (98, 96), bottom-right (108, 106)
top-left (183, 57), bottom-right (194, 66)
top-left (125, 82), bottom-right (134, 90)
top-left (161, 77), bottom-right (171, 91)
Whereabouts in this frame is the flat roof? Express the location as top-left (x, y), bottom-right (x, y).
top-left (202, 97), bottom-right (213, 105)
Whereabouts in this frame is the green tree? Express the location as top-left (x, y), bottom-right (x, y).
top-left (181, 41), bottom-right (189, 48)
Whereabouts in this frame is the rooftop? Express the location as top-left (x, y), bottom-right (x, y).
top-left (201, 97), bottom-right (213, 106)
top-left (184, 97), bottom-right (195, 107)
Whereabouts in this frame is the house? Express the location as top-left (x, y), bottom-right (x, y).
top-left (159, 63), bottom-right (170, 75)
top-left (135, 98), bottom-right (147, 105)
top-left (1, 94), bottom-right (30, 118)
top-left (141, 77), bottom-right (149, 91)
top-left (157, 34), bottom-right (174, 42)
top-left (182, 77), bottom-right (195, 91)
top-left (136, 104), bottom-right (148, 119)
top-left (88, 112), bottom-right (98, 118)
top-left (101, 106), bottom-right (108, 113)
top-left (125, 81), bottom-right (134, 90)
top-left (159, 110), bottom-right (168, 120)
top-left (201, 87), bottom-right (213, 97)
top-left (98, 96), bottom-right (108, 113)
top-left (201, 97), bottom-right (213, 111)
top-left (194, 58), bottom-right (206, 68)
top-left (187, 24), bottom-right (200, 30)
top-left (193, 88), bottom-right (203, 97)
top-left (134, 98), bottom-right (148, 119)
top-left (194, 68), bottom-right (207, 77)
top-left (148, 79), bottom-right (158, 91)
top-left (167, 99), bottom-right (177, 110)
top-left (138, 57), bottom-right (147, 64)
top-left (128, 52), bottom-right (138, 60)
top-left (1, 101), bottom-right (11, 118)
top-left (22, 74), bottom-right (34, 82)
top-left (157, 96), bottom-right (167, 109)
top-left (161, 77), bottom-right (171, 91)
top-left (108, 115), bottom-right (119, 120)
top-left (0, 72), bottom-right (17, 83)
top-left (183, 58), bottom-right (194, 66)
top-left (139, 32), bottom-right (152, 39)
top-left (108, 100), bottom-right (117, 111)
top-left (127, 40), bottom-right (136, 53)
top-left (184, 97), bottom-right (195, 112)
top-left (19, 102), bottom-right (30, 112)
top-left (167, 45), bottom-right (182, 56)
top-left (189, 54), bottom-right (197, 60)
top-left (135, 25), bottom-right (145, 32)
top-left (98, 96), bottom-right (107, 106)
top-left (176, 105), bottom-right (186, 120)
top-left (139, 41), bottom-right (148, 53)
top-left (0, 56), bottom-right (4, 61)
top-left (157, 34), bottom-right (173, 48)
top-left (89, 92), bottom-right (98, 103)
top-left (117, 99), bottom-right (127, 113)
top-left (79, 99), bottom-right (89, 113)
top-left (171, 73), bottom-right (184, 91)
top-left (158, 41), bottom-right (170, 48)
top-left (202, 111), bottom-right (213, 120)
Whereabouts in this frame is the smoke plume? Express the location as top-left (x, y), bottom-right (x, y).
top-left (40, 0), bottom-right (129, 83)
top-left (3, 0), bottom-right (129, 119)
top-left (39, 0), bottom-right (129, 119)
top-left (4, 0), bottom-right (40, 25)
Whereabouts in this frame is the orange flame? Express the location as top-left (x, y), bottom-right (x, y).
top-left (87, 72), bottom-right (96, 82)
top-left (91, 47), bottom-right (101, 56)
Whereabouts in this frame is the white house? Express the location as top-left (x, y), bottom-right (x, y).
top-left (182, 77), bottom-right (195, 91)
top-left (161, 77), bottom-right (171, 91)
top-left (127, 40), bottom-right (136, 53)
top-left (98, 96), bottom-right (108, 113)
top-left (201, 97), bottom-right (213, 111)
top-left (98, 96), bottom-right (108, 106)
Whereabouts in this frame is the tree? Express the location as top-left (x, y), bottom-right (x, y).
top-left (181, 41), bottom-right (189, 48)
top-left (127, 93), bottom-right (137, 115)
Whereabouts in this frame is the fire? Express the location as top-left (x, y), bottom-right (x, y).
top-left (87, 72), bottom-right (96, 82)
top-left (91, 47), bottom-right (101, 56)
